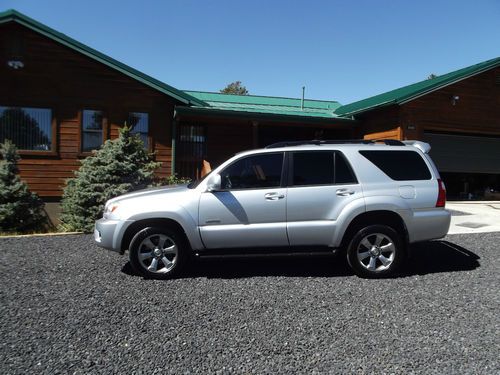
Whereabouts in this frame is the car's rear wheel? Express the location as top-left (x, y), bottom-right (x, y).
top-left (129, 227), bottom-right (186, 279)
top-left (347, 224), bottom-right (405, 278)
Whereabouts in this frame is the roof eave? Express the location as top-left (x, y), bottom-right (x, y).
top-left (0, 9), bottom-right (207, 107)
top-left (174, 106), bottom-right (357, 125)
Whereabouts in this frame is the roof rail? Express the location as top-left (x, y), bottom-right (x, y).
top-left (265, 139), bottom-right (405, 149)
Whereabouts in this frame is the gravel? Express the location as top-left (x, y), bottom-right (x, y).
top-left (0, 233), bottom-right (499, 374)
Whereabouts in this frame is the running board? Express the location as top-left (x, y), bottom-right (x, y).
top-left (193, 247), bottom-right (339, 260)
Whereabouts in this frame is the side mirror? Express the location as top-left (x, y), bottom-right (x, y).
top-left (206, 173), bottom-right (221, 192)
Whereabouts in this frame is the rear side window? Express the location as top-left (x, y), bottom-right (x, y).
top-left (291, 151), bottom-right (357, 186)
top-left (292, 152), bottom-right (334, 185)
top-left (360, 150), bottom-right (431, 180)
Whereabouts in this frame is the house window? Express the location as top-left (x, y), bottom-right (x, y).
top-left (0, 106), bottom-right (52, 151)
top-left (177, 124), bottom-right (207, 179)
top-left (129, 112), bottom-right (149, 148)
top-left (82, 109), bottom-right (103, 152)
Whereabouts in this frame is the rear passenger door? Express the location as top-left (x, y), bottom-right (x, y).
top-left (286, 151), bottom-right (362, 246)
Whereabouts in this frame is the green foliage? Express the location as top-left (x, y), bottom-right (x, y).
top-left (60, 126), bottom-right (161, 232)
top-left (164, 174), bottom-right (191, 185)
top-left (427, 73), bottom-right (438, 80)
top-left (220, 81), bottom-right (249, 95)
top-left (0, 140), bottom-right (47, 232)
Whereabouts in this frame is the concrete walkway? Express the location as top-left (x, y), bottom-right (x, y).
top-left (447, 201), bottom-right (500, 234)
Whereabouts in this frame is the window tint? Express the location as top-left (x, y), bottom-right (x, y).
top-left (292, 152), bottom-right (334, 186)
top-left (335, 152), bottom-right (358, 184)
top-left (221, 153), bottom-right (283, 189)
top-left (82, 109), bottom-right (103, 152)
top-left (360, 150), bottom-right (431, 180)
top-left (0, 106), bottom-right (52, 150)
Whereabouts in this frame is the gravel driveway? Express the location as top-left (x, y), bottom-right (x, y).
top-left (0, 233), bottom-right (498, 374)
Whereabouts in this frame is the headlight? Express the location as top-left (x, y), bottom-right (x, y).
top-left (104, 203), bottom-right (120, 215)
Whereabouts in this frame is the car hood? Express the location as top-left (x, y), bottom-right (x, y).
top-left (107, 184), bottom-right (190, 205)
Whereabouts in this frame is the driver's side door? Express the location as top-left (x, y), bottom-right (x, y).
top-left (198, 152), bottom-right (288, 249)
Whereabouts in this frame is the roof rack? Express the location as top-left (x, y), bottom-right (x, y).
top-left (265, 139), bottom-right (406, 149)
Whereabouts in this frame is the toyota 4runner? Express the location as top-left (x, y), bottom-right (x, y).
top-left (94, 139), bottom-right (451, 278)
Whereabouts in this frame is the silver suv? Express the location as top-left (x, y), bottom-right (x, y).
top-left (94, 140), bottom-right (450, 279)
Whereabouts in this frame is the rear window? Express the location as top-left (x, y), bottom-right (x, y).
top-left (359, 150), bottom-right (431, 181)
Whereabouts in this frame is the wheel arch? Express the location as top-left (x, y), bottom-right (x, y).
top-left (121, 218), bottom-right (191, 254)
top-left (340, 210), bottom-right (409, 250)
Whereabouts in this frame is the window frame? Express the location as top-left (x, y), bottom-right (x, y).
top-left (287, 150), bottom-right (358, 187)
top-left (0, 103), bottom-right (58, 156)
top-left (218, 152), bottom-right (287, 191)
top-left (79, 109), bottom-right (107, 155)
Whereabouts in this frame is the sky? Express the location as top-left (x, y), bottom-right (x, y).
top-left (2, 0), bottom-right (499, 104)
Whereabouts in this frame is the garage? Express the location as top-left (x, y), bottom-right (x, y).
top-left (423, 132), bottom-right (500, 199)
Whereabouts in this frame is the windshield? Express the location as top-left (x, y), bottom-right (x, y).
top-left (187, 170), bottom-right (214, 189)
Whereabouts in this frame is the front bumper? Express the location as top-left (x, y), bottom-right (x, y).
top-left (94, 218), bottom-right (127, 253)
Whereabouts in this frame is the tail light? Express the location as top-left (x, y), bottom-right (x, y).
top-left (436, 179), bottom-right (446, 207)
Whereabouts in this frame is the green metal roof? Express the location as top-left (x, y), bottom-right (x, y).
top-left (183, 91), bottom-right (345, 119)
top-left (335, 57), bottom-right (500, 117)
top-left (0, 9), bottom-right (206, 106)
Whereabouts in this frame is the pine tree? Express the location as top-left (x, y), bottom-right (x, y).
top-left (0, 140), bottom-right (47, 232)
top-left (60, 126), bottom-right (161, 232)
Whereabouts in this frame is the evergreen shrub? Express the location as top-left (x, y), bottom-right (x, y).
top-left (60, 126), bottom-right (160, 232)
top-left (0, 140), bottom-right (47, 232)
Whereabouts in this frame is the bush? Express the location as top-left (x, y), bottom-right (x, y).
top-left (60, 126), bottom-right (161, 232)
top-left (0, 140), bottom-right (47, 232)
top-left (164, 174), bottom-right (191, 185)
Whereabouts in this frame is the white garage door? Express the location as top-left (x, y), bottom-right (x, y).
top-left (423, 132), bottom-right (500, 174)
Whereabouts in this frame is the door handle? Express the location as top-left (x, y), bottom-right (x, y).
top-left (336, 189), bottom-right (355, 196)
top-left (265, 192), bottom-right (285, 201)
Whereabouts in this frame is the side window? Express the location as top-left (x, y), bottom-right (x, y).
top-left (221, 153), bottom-right (284, 190)
top-left (82, 109), bottom-right (103, 152)
top-left (292, 152), bottom-right (334, 186)
top-left (335, 151), bottom-right (358, 184)
top-left (129, 112), bottom-right (149, 148)
top-left (0, 106), bottom-right (53, 151)
top-left (360, 150), bottom-right (431, 180)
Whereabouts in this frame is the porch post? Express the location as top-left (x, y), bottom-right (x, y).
top-left (252, 121), bottom-right (259, 148)
top-left (171, 119), bottom-right (177, 176)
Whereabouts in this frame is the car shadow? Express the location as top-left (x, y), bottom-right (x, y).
top-left (405, 240), bottom-right (480, 276)
top-left (121, 240), bottom-right (480, 279)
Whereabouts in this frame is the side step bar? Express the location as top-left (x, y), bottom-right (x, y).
top-left (193, 247), bottom-right (339, 260)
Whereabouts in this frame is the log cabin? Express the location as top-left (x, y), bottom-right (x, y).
top-left (1, 9), bottom-right (499, 223)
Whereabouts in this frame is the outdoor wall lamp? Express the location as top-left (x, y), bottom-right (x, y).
top-left (452, 95), bottom-right (460, 106)
top-left (7, 59), bottom-right (24, 69)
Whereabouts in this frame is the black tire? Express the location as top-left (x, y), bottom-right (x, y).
top-left (347, 224), bottom-right (405, 278)
top-left (129, 226), bottom-right (187, 279)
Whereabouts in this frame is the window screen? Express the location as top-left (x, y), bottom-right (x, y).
top-left (360, 150), bottom-right (431, 180)
top-left (0, 106), bottom-right (52, 150)
top-left (82, 109), bottom-right (103, 152)
top-left (129, 112), bottom-right (149, 148)
top-left (221, 153), bottom-right (283, 189)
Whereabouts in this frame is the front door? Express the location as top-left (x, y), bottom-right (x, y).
top-left (199, 152), bottom-right (288, 249)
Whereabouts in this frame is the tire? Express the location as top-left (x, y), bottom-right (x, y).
top-left (346, 224), bottom-right (405, 278)
top-left (129, 226), bottom-right (187, 279)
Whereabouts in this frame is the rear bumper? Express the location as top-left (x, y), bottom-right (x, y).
top-left (408, 208), bottom-right (451, 243)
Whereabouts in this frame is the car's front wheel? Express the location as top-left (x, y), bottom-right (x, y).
top-left (129, 227), bottom-right (187, 279)
top-left (347, 225), bottom-right (405, 278)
